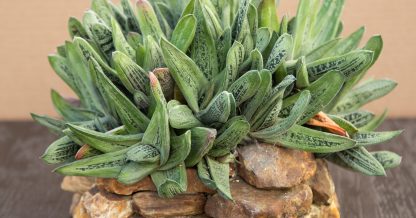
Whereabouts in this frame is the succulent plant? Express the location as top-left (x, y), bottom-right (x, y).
top-left (33, 0), bottom-right (402, 199)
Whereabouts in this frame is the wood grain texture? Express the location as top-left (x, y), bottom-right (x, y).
top-left (0, 120), bottom-right (414, 218)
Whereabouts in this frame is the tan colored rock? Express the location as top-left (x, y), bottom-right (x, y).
top-left (70, 193), bottom-right (82, 215)
top-left (307, 159), bottom-right (336, 205)
top-left (303, 203), bottom-right (340, 218)
top-left (97, 169), bottom-right (214, 196)
top-left (72, 197), bottom-right (90, 218)
top-left (96, 176), bottom-right (156, 196)
top-left (82, 191), bottom-right (133, 218)
top-left (133, 192), bottom-right (206, 217)
top-left (238, 143), bottom-right (317, 189)
top-left (205, 180), bottom-right (313, 218)
top-left (61, 176), bottom-right (95, 193)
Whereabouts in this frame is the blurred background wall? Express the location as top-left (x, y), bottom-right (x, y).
top-left (0, 0), bottom-right (414, 120)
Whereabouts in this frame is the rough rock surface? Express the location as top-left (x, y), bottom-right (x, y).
top-left (238, 143), bottom-right (317, 189)
top-left (72, 196), bottom-right (90, 218)
top-left (307, 159), bottom-right (336, 205)
top-left (133, 192), bottom-right (206, 217)
top-left (97, 169), bottom-right (214, 196)
top-left (61, 176), bottom-right (95, 193)
top-left (304, 201), bottom-right (340, 218)
top-left (96, 176), bottom-right (156, 196)
top-left (205, 180), bottom-right (313, 218)
top-left (81, 190), bottom-right (133, 218)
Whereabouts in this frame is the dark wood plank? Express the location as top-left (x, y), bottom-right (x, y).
top-left (0, 120), bottom-right (414, 217)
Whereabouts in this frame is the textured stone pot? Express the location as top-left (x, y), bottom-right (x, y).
top-left (62, 143), bottom-right (340, 218)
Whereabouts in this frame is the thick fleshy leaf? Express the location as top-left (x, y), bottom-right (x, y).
top-left (305, 38), bottom-right (340, 62)
top-left (159, 131), bottom-right (192, 170)
top-left (136, 0), bottom-right (165, 40)
top-left (359, 109), bottom-right (388, 132)
top-left (143, 36), bottom-right (165, 71)
top-left (151, 163), bottom-right (187, 198)
top-left (206, 156), bottom-right (232, 200)
top-left (258, 0), bottom-right (279, 32)
top-left (111, 18), bottom-right (136, 59)
top-left (243, 69), bottom-right (272, 121)
top-left (31, 114), bottom-right (66, 135)
top-left (295, 56), bottom-right (310, 88)
top-left (67, 124), bottom-right (143, 153)
top-left (324, 26), bottom-right (365, 57)
top-left (334, 80), bottom-right (397, 113)
top-left (216, 28), bottom-right (232, 70)
top-left (353, 131), bottom-right (403, 147)
top-left (281, 71), bottom-right (345, 124)
top-left (251, 90), bottom-right (310, 139)
top-left (340, 110), bottom-right (375, 128)
top-left (231, 0), bottom-right (249, 40)
top-left (75, 144), bottom-right (102, 160)
top-left (196, 158), bottom-right (217, 190)
top-left (48, 55), bottom-right (80, 97)
top-left (268, 124), bottom-right (356, 153)
top-left (327, 114), bottom-right (359, 136)
top-left (90, 58), bottom-right (149, 132)
top-left (160, 38), bottom-right (208, 112)
top-left (54, 148), bottom-right (129, 178)
top-left (68, 17), bottom-right (89, 39)
top-left (197, 91), bottom-right (232, 125)
top-left (41, 136), bottom-right (78, 164)
top-left (184, 127), bottom-right (216, 167)
top-left (336, 147), bottom-right (386, 176)
top-left (371, 151), bottom-right (402, 170)
top-left (307, 50), bottom-right (374, 81)
top-left (112, 51), bottom-right (149, 94)
top-left (141, 73), bottom-right (170, 165)
top-left (255, 27), bottom-right (272, 53)
top-left (91, 0), bottom-right (113, 25)
top-left (126, 144), bottom-right (160, 163)
top-left (265, 33), bottom-right (292, 73)
top-left (51, 90), bottom-right (97, 122)
top-left (219, 41), bottom-right (245, 90)
top-left (117, 161), bottom-right (159, 184)
top-left (209, 116), bottom-right (250, 157)
top-left (168, 104), bottom-right (202, 129)
top-left (228, 70), bottom-right (261, 106)
top-left (121, 0), bottom-right (141, 32)
top-left (171, 14), bottom-right (197, 52)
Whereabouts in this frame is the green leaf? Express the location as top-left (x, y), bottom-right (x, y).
top-left (117, 161), bottom-right (159, 184)
top-left (255, 27), bottom-right (272, 53)
top-left (307, 50), bottom-right (374, 81)
top-left (216, 28), bottom-right (232, 70)
top-left (41, 136), bottom-right (78, 164)
top-left (171, 14), bottom-right (197, 52)
top-left (31, 113), bottom-right (66, 135)
top-left (68, 17), bottom-right (89, 39)
top-left (228, 70), bottom-right (261, 106)
top-left (295, 56), bottom-right (310, 88)
top-left (197, 91), bottom-right (232, 125)
top-left (206, 156), bottom-right (232, 200)
top-left (258, 0), bottom-right (279, 32)
top-left (111, 18), bottom-right (136, 60)
top-left (231, 0), bottom-right (250, 40)
top-left (112, 51), bottom-right (150, 94)
top-left (48, 55), bottom-right (80, 96)
top-left (90, 58), bottom-right (150, 133)
top-left (251, 90), bottom-right (310, 139)
top-left (209, 116), bottom-right (250, 157)
top-left (305, 38), bottom-right (340, 62)
top-left (54, 148), bottom-right (129, 178)
top-left (265, 33), bottom-right (292, 73)
top-left (136, 0), bottom-right (165, 40)
top-left (91, 0), bottom-right (113, 26)
top-left (141, 73), bottom-right (170, 165)
top-left (336, 147), bottom-right (386, 176)
top-left (159, 131), bottom-right (192, 170)
top-left (196, 158), bottom-right (217, 189)
top-left (67, 124), bottom-right (143, 153)
top-left (269, 124), bottom-right (356, 153)
top-left (281, 71), bottom-right (345, 124)
top-left (51, 90), bottom-right (96, 122)
top-left (121, 0), bottom-right (141, 32)
top-left (151, 163), bottom-right (187, 198)
top-left (359, 109), bottom-right (388, 132)
top-left (184, 127), bottom-right (217, 167)
top-left (168, 104), bottom-right (202, 129)
top-left (203, 3), bottom-right (224, 39)
top-left (333, 79), bottom-right (397, 113)
top-left (324, 26), bottom-right (365, 57)
top-left (219, 41), bottom-right (245, 90)
top-left (327, 114), bottom-right (359, 136)
top-left (353, 131), bottom-right (403, 147)
top-left (371, 151), bottom-right (402, 170)
top-left (126, 144), bottom-right (160, 163)
top-left (243, 69), bottom-right (272, 120)
top-left (340, 110), bottom-right (375, 128)
top-left (143, 35), bottom-right (165, 71)
top-left (160, 38), bottom-right (208, 112)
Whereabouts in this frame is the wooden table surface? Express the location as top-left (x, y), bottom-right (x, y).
top-left (0, 120), bottom-right (414, 218)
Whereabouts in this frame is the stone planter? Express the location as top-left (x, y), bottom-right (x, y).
top-left (62, 143), bottom-right (340, 218)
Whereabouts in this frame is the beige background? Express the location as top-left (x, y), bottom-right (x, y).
top-left (0, 0), bottom-right (415, 120)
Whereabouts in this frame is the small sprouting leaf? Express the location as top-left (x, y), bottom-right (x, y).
top-left (126, 144), bottom-right (160, 163)
top-left (209, 116), bottom-right (250, 157)
top-left (151, 163), bottom-right (187, 198)
top-left (353, 131), bottom-right (403, 147)
top-left (160, 38), bottom-right (208, 112)
top-left (67, 124), bottom-right (143, 153)
top-left (184, 127), bottom-right (216, 167)
top-left (268, 124), bottom-right (356, 153)
top-left (54, 148), bottom-right (129, 178)
top-left (295, 56), bottom-right (310, 88)
top-left (41, 136), bottom-right (78, 164)
top-left (371, 151), bottom-right (402, 170)
top-left (336, 147), bottom-right (386, 176)
top-left (333, 79), bottom-right (397, 113)
top-left (171, 14), bottom-right (197, 52)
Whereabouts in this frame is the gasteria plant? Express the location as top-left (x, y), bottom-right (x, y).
top-left (33, 0), bottom-right (402, 199)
